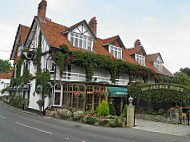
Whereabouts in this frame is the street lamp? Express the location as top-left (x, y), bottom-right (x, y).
top-left (128, 96), bottom-right (133, 106)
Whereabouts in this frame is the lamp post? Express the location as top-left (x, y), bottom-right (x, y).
top-left (128, 96), bottom-right (134, 106)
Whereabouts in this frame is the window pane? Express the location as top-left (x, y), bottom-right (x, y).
top-left (54, 92), bottom-right (61, 105)
top-left (78, 97), bottom-right (84, 109)
top-left (72, 94), bottom-right (77, 108)
top-left (62, 92), bottom-right (67, 106)
top-left (70, 37), bottom-right (74, 46)
top-left (68, 93), bottom-right (72, 107)
top-left (79, 85), bottom-right (85, 91)
top-left (55, 84), bottom-right (61, 90)
top-left (68, 85), bottom-right (72, 91)
top-left (73, 85), bottom-right (78, 91)
top-left (94, 94), bottom-right (99, 110)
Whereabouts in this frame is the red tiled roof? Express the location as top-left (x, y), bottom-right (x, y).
top-left (35, 17), bottom-right (173, 77)
top-left (162, 66), bottom-right (173, 77)
top-left (0, 73), bottom-right (12, 79)
top-left (147, 53), bottom-right (159, 62)
top-left (10, 24), bottom-right (30, 63)
top-left (101, 35), bottom-right (118, 45)
top-left (126, 47), bottom-right (141, 55)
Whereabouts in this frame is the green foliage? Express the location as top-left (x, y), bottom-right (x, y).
top-left (33, 32), bottom-right (42, 69)
top-left (36, 70), bottom-right (51, 94)
top-left (180, 67), bottom-right (190, 77)
top-left (128, 83), bottom-right (190, 105)
top-left (109, 104), bottom-right (116, 115)
top-left (122, 104), bottom-right (127, 117)
top-left (85, 116), bottom-right (97, 125)
top-left (147, 108), bottom-right (154, 115)
top-left (158, 108), bottom-right (165, 115)
top-left (173, 72), bottom-right (190, 87)
top-left (0, 59), bottom-right (11, 73)
top-left (99, 119), bottom-right (109, 126)
top-left (109, 118), bottom-right (122, 127)
top-left (36, 99), bottom-right (44, 110)
top-left (16, 58), bottom-right (24, 78)
top-left (96, 100), bottom-right (109, 116)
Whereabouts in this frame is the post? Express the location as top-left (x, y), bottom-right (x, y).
top-left (127, 96), bottom-right (135, 128)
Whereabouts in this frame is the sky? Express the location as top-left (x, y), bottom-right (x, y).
top-left (0, 0), bottom-right (190, 74)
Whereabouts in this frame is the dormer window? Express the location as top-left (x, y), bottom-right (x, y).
top-left (70, 32), bottom-right (93, 51)
top-left (109, 45), bottom-right (122, 59)
top-left (135, 54), bottom-right (145, 66)
top-left (154, 62), bottom-right (163, 72)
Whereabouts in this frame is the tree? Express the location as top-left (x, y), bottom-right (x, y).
top-left (173, 72), bottom-right (190, 86)
top-left (180, 67), bottom-right (190, 77)
top-left (0, 59), bottom-right (11, 73)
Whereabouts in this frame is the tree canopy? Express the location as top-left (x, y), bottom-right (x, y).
top-left (0, 59), bottom-right (11, 73)
top-left (180, 67), bottom-right (190, 77)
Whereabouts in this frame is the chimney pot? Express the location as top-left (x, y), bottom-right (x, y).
top-left (89, 17), bottom-right (97, 37)
top-left (37, 0), bottom-right (47, 21)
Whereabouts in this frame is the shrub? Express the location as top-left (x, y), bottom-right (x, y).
top-left (147, 108), bottom-right (154, 115)
top-left (73, 111), bottom-right (83, 121)
top-left (99, 120), bottom-right (109, 126)
top-left (96, 100), bottom-right (109, 116)
top-left (109, 104), bottom-right (116, 115)
top-left (109, 118), bottom-right (122, 127)
top-left (158, 108), bottom-right (165, 115)
top-left (58, 109), bottom-right (72, 119)
top-left (85, 116), bottom-right (97, 125)
top-left (122, 104), bottom-right (127, 117)
top-left (138, 107), bottom-right (144, 113)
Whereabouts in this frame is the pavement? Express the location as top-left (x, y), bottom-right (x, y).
top-left (134, 119), bottom-right (190, 136)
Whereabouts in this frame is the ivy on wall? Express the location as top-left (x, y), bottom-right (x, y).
top-left (51, 44), bottom-right (172, 83)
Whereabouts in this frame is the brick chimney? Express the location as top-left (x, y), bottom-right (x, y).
top-left (37, 0), bottom-right (47, 21)
top-left (89, 17), bottom-right (97, 37)
top-left (134, 39), bottom-right (141, 48)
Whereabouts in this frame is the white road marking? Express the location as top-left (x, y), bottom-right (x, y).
top-left (66, 138), bottom-right (70, 140)
top-left (0, 115), bottom-right (6, 119)
top-left (15, 122), bottom-right (53, 135)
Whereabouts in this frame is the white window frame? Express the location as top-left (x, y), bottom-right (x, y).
top-left (53, 83), bottom-right (62, 106)
top-left (109, 45), bottom-right (122, 59)
top-left (69, 32), bottom-right (93, 51)
top-left (135, 54), bottom-right (145, 66)
top-left (154, 62), bottom-right (163, 72)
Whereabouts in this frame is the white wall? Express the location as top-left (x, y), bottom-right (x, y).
top-left (0, 79), bottom-right (10, 96)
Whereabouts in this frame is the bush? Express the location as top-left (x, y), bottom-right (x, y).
top-left (85, 116), bottom-right (97, 125)
top-left (99, 120), bottom-right (109, 126)
top-left (158, 108), bottom-right (165, 115)
top-left (73, 111), bottom-right (83, 121)
top-left (122, 104), bottom-right (127, 117)
top-left (109, 104), bottom-right (116, 115)
top-left (96, 100), bottom-right (109, 116)
top-left (109, 118), bottom-right (122, 127)
top-left (138, 107), bottom-right (144, 113)
top-left (147, 108), bottom-right (154, 115)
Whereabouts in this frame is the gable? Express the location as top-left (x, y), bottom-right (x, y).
top-left (156, 54), bottom-right (164, 63)
top-left (64, 20), bottom-right (96, 41)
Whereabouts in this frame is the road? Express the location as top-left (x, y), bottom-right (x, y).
top-left (0, 102), bottom-right (189, 142)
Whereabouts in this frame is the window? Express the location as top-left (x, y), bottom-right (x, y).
top-left (54, 84), bottom-right (62, 106)
top-left (17, 46), bottom-right (23, 57)
top-left (135, 54), bottom-right (145, 66)
top-left (109, 45), bottom-right (122, 59)
top-left (70, 32), bottom-right (93, 51)
top-left (154, 62), bottom-right (163, 72)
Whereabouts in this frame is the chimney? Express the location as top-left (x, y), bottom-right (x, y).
top-left (134, 39), bottom-right (141, 48)
top-left (37, 0), bottom-right (47, 21)
top-left (89, 17), bottom-right (97, 37)
top-left (9, 67), bottom-right (13, 75)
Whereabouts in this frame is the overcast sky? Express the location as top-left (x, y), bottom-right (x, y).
top-left (0, 0), bottom-right (190, 74)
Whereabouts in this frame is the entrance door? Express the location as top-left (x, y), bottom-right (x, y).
top-left (86, 93), bottom-right (92, 111)
top-left (54, 84), bottom-right (62, 106)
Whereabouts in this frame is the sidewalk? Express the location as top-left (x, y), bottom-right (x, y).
top-left (134, 119), bottom-right (190, 136)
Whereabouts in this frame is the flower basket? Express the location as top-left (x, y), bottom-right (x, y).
top-left (74, 91), bottom-right (86, 99)
top-left (94, 90), bottom-right (108, 97)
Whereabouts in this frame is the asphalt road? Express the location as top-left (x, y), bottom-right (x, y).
top-left (0, 102), bottom-right (189, 142)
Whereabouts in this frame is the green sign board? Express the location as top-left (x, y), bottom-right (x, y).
top-left (141, 85), bottom-right (184, 92)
